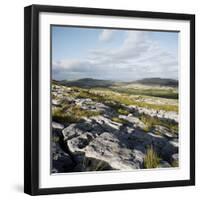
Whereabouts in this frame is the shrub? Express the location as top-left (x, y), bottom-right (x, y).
top-left (144, 146), bottom-right (160, 168)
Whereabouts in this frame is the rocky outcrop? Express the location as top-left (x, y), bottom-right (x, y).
top-left (60, 117), bottom-right (178, 171)
top-left (51, 83), bottom-right (179, 173)
top-left (75, 98), bottom-right (116, 117)
top-left (152, 125), bottom-right (176, 138)
top-left (127, 105), bottom-right (178, 123)
top-left (118, 114), bottom-right (146, 130)
top-left (84, 132), bottom-right (145, 170)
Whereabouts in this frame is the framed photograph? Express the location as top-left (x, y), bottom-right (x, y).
top-left (24, 4), bottom-right (195, 195)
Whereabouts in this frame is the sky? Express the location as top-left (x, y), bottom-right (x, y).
top-left (52, 26), bottom-right (178, 81)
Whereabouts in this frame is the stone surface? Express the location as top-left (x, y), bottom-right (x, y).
top-left (153, 125), bottom-right (176, 138)
top-left (128, 105), bottom-right (178, 123)
top-left (171, 153), bottom-right (179, 165)
top-left (119, 115), bottom-right (146, 129)
top-left (52, 99), bottom-right (61, 106)
top-left (51, 83), bottom-right (179, 172)
top-left (61, 119), bottom-right (178, 171)
top-left (84, 132), bottom-right (145, 170)
top-left (51, 141), bottom-right (75, 173)
top-left (52, 121), bottom-right (64, 130)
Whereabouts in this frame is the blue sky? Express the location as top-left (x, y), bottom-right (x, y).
top-left (52, 26), bottom-right (178, 81)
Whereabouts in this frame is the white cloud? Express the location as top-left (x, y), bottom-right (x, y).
top-left (99, 30), bottom-right (114, 42)
top-left (53, 31), bottom-right (178, 81)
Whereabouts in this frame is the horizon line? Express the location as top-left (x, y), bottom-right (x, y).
top-left (53, 77), bottom-right (179, 82)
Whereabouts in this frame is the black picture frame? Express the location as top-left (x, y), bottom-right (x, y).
top-left (24, 4), bottom-right (195, 196)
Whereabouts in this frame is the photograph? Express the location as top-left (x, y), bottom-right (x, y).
top-left (24, 4), bottom-right (195, 195)
top-left (51, 26), bottom-right (179, 173)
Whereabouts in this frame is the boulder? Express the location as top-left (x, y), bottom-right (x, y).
top-left (62, 122), bottom-right (146, 170)
top-left (84, 132), bottom-right (145, 170)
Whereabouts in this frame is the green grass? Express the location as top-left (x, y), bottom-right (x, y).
top-left (111, 87), bottom-right (178, 99)
top-left (115, 95), bottom-right (178, 112)
top-left (139, 114), bottom-right (178, 134)
top-left (76, 89), bottom-right (178, 112)
top-left (99, 90), bottom-right (177, 112)
top-left (144, 146), bottom-right (160, 168)
top-left (52, 105), bottom-right (100, 124)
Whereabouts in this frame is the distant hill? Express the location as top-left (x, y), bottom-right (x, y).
top-left (53, 77), bottom-right (178, 88)
top-left (135, 78), bottom-right (178, 87)
top-left (58, 78), bottom-right (115, 88)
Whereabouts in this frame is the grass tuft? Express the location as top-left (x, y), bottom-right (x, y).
top-left (144, 146), bottom-right (160, 168)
